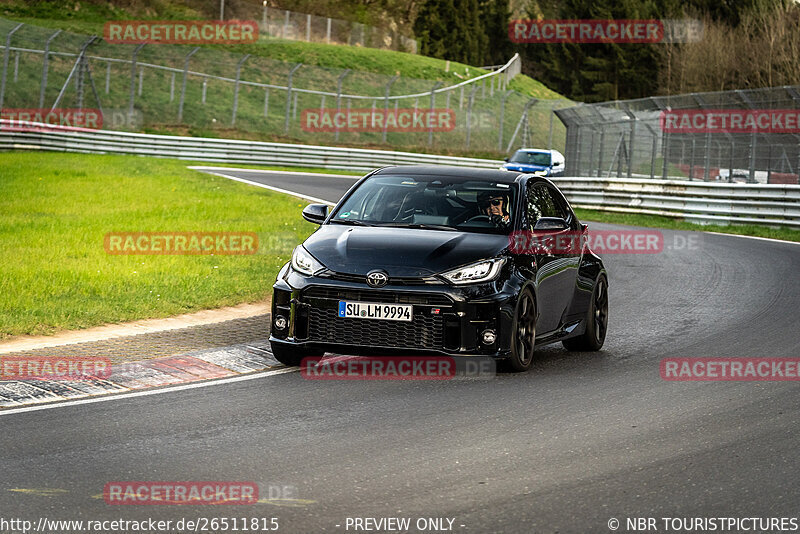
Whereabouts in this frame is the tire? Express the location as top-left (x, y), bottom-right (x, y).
top-left (269, 342), bottom-right (323, 367)
top-left (501, 289), bottom-right (537, 372)
top-left (562, 274), bottom-right (608, 352)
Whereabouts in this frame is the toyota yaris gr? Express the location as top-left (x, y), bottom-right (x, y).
top-left (270, 166), bottom-right (608, 372)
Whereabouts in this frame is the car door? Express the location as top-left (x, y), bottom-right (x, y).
top-left (526, 182), bottom-right (580, 334)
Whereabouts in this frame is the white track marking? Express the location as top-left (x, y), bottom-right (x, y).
top-left (196, 169), bottom-right (337, 206)
top-left (703, 231), bottom-right (800, 246)
top-left (0, 367), bottom-right (298, 417)
top-left (188, 166), bottom-right (360, 179)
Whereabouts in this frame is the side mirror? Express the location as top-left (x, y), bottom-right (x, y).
top-left (302, 203), bottom-right (328, 225)
top-left (533, 217), bottom-right (569, 232)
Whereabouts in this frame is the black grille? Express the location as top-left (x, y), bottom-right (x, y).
top-left (303, 287), bottom-right (451, 306)
top-left (307, 308), bottom-right (444, 350)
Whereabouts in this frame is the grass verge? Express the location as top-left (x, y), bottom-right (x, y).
top-left (0, 152), bottom-right (318, 339)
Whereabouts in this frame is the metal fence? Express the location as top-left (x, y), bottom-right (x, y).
top-left (253, 6), bottom-right (417, 53)
top-left (0, 17), bottom-right (569, 156)
top-left (556, 86), bottom-right (800, 185)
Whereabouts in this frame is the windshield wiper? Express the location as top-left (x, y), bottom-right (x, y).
top-left (330, 219), bottom-right (374, 226)
top-left (380, 222), bottom-right (458, 231)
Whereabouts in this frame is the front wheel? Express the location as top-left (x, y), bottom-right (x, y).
top-left (269, 342), bottom-right (323, 367)
top-left (562, 274), bottom-right (608, 352)
top-left (501, 289), bottom-right (537, 372)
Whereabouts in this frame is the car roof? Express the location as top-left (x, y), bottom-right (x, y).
top-left (373, 165), bottom-right (522, 184)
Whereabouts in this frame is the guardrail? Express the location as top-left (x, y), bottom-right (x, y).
top-left (0, 121), bottom-right (503, 171)
top-left (2, 123), bottom-right (798, 227)
top-left (551, 176), bottom-right (800, 227)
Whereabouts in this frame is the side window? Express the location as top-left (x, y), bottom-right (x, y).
top-left (545, 187), bottom-right (570, 221)
top-left (526, 183), bottom-right (559, 229)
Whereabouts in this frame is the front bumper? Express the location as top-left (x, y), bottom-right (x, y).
top-left (270, 265), bottom-right (517, 358)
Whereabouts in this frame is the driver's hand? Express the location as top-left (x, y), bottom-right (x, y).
top-left (489, 214), bottom-right (510, 229)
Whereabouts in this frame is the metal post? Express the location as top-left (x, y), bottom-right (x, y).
top-left (729, 140), bottom-right (735, 182)
top-left (459, 86), bottom-right (464, 109)
top-left (306, 14), bottom-right (311, 41)
top-left (548, 109), bottom-right (555, 149)
top-left (598, 130), bottom-right (605, 177)
top-left (662, 131), bottom-right (669, 179)
top-left (650, 135), bottom-right (658, 180)
top-left (39, 29), bottom-right (61, 108)
top-left (169, 72), bottom-right (175, 102)
top-left (177, 47), bottom-right (199, 123)
top-left (283, 10), bottom-right (290, 39)
top-left (284, 63), bottom-right (302, 134)
top-left (52, 36), bottom-right (96, 111)
top-left (689, 138), bottom-right (696, 180)
top-left (202, 77), bottom-right (207, 104)
top-left (627, 113), bottom-right (636, 179)
top-left (335, 69), bottom-right (350, 141)
top-left (262, 3), bottom-right (267, 34)
top-left (767, 142), bottom-right (773, 183)
top-left (13, 51), bottom-right (18, 83)
top-left (231, 53), bottom-right (250, 126)
top-left (382, 74), bottom-right (398, 143)
top-left (465, 85), bottom-right (480, 149)
top-left (105, 61), bottom-right (110, 94)
top-left (263, 88), bottom-right (269, 117)
top-left (138, 68), bottom-right (143, 96)
top-left (498, 90), bottom-right (512, 151)
top-left (0, 23), bottom-right (23, 109)
top-left (428, 81), bottom-right (442, 146)
top-left (326, 18), bottom-right (331, 43)
top-left (219, 0), bottom-right (224, 20)
top-left (293, 92), bottom-right (298, 120)
top-left (128, 43), bottom-right (145, 116)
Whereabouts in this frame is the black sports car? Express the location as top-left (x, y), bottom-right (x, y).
top-left (270, 166), bottom-right (608, 372)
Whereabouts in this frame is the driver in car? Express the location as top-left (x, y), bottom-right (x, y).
top-left (478, 192), bottom-right (511, 229)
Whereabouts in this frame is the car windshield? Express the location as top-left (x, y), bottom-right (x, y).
top-left (510, 151), bottom-right (551, 165)
top-left (330, 175), bottom-right (517, 234)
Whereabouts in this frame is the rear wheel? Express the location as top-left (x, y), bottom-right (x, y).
top-left (501, 289), bottom-right (537, 372)
top-left (269, 342), bottom-right (323, 367)
top-left (562, 275), bottom-right (608, 352)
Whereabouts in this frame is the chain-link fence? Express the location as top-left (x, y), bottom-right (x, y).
top-left (254, 6), bottom-right (417, 53)
top-left (0, 18), bottom-right (571, 157)
top-left (556, 87), bottom-right (800, 184)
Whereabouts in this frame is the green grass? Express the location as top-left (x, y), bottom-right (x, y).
top-left (574, 208), bottom-right (800, 242)
top-left (0, 152), bottom-right (319, 338)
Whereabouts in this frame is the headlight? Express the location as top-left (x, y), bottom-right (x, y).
top-left (291, 246), bottom-right (324, 276)
top-left (533, 170), bottom-right (548, 177)
top-left (441, 258), bottom-right (506, 285)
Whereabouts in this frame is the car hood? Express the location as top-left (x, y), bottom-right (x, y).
top-left (503, 162), bottom-right (549, 172)
top-left (303, 224), bottom-right (510, 277)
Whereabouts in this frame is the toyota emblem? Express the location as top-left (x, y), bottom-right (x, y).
top-left (366, 270), bottom-right (389, 288)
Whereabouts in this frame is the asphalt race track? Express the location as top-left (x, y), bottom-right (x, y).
top-left (2, 169), bottom-right (800, 533)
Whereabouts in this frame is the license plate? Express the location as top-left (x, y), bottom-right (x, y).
top-left (338, 301), bottom-right (413, 322)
